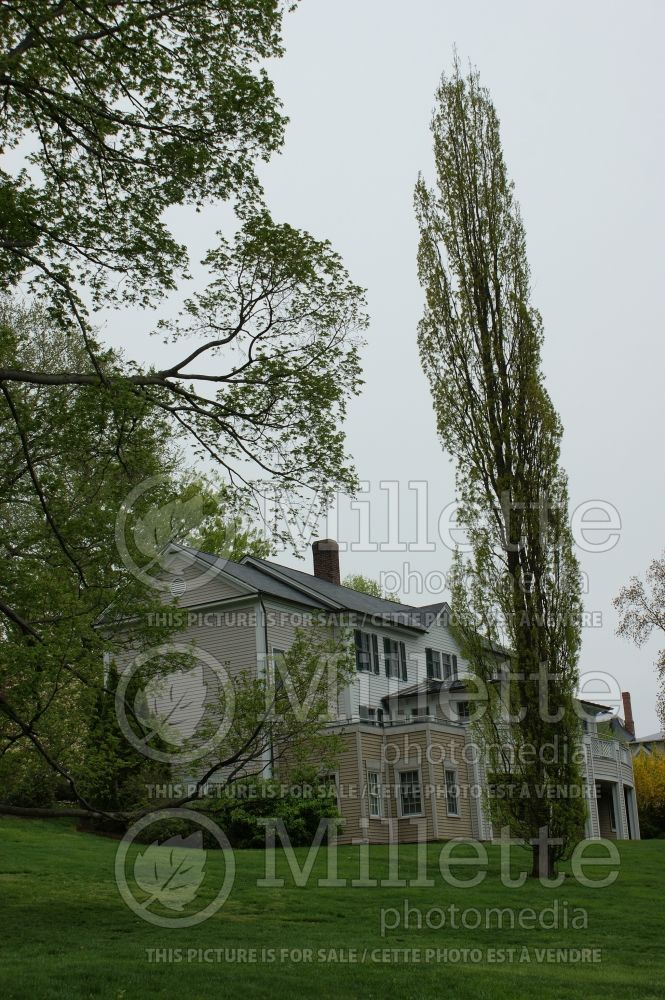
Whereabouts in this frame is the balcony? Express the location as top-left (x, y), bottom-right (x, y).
top-left (589, 735), bottom-right (631, 766)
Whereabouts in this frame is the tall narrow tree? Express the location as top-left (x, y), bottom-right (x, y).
top-left (415, 60), bottom-right (586, 876)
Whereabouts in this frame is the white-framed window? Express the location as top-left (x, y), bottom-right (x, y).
top-left (456, 700), bottom-right (470, 721)
top-left (442, 652), bottom-right (458, 680)
top-left (383, 637), bottom-right (407, 679)
top-left (397, 768), bottom-right (423, 817)
top-left (444, 767), bottom-right (460, 817)
top-left (426, 648), bottom-right (442, 679)
top-left (359, 706), bottom-right (385, 725)
top-left (354, 630), bottom-right (379, 673)
top-left (367, 769), bottom-right (382, 818)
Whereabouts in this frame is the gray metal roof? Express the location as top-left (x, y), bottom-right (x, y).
top-left (381, 678), bottom-right (467, 702)
top-left (241, 556), bottom-right (441, 630)
top-left (176, 545), bottom-right (446, 631)
top-left (178, 546), bottom-right (323, 608)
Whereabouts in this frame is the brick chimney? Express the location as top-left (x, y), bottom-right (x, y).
top-left (622, 691), bottom-right (635, 737)
top-left (312, 538), bottom-right (340, 586)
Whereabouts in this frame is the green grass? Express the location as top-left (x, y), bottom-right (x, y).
top-left (1, 817), bottom-right (664, 999)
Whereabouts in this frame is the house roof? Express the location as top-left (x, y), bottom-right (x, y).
top-left (178, 546), bottom-right (324, 608)
top-left (630, 731), bottom-right (664, 744)
top-left (242, 555), bottom-right (444, 629)
top-left (175, 544), bottom-right (447, 631)
top-left (381, 678), bottom-right (468, 703)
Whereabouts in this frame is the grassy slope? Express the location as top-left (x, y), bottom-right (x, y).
top-left (0, 817), bottom-right (663, 1000)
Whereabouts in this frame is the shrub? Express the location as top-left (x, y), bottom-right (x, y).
top-left (633, 750), bottom-right (665, 838)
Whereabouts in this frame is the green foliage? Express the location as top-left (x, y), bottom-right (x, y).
top-left (633, 751), bottom-right (665, 839)
top-left (415, 58), bottom-right (585, 872)
top-left (0, 0), bottom-right (287, 311)
top-left (0, 0), bottom-right (366, 812)
top-left (198, 775), bottom-right (340, 849)
top-left (76, 666), bottom-right (171, 813)
top-left (0, 3), bottom-right (367, 529)
top-left (0, 744), bottom-right (70, 808)
top-left (614, 555), bottom-right (665, 733)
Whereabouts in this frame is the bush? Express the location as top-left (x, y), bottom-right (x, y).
top-left (200, 775), bottom-right (341, 849)
top-left (0, 745), bottom-right (70, 808)
top-left (633, 750), bottom-right (665, 838)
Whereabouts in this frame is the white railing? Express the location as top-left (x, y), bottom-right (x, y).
top-left (591, 736), bottom-right (617, 759)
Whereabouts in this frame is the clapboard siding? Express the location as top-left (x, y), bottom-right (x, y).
top-left (159, 551), bottom-right (254, 607)
top-left (264, 599), bottom-right (319, 655)
top-left (432, 729), bottom-right (474, 839)
top-left (349, 615), bottom-right (470, 718)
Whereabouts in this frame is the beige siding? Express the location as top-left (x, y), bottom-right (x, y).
top-left (160, 551), bottom-right (254, 607)
top-left (432, 730), bottom-right (474, 839)
top-left (264, 600), bottom-right (319, 656)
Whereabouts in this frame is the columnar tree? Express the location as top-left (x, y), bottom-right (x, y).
top-left (415, 60), bottom-right (586, 876)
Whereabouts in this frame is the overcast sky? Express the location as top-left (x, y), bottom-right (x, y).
top-left (110, 1), bottom-right (665, 734)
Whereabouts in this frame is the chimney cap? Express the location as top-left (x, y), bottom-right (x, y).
top-left (312, 538), bottom-right (339, 551)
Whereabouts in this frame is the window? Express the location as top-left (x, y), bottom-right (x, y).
top-left (367, 770), bottom-right (382, 818)
top-left (441, 652), bottom-right (458, 680)
top-left (384, 637), bottom-right (407, 680)
top-left (426, 648), bottom-right (442, 679)
top-left (456, 700), bottom-right (470, 721)
top-left (359, 706), bottom-right (385, 725)
top-left (444, 768), bottom-right (460, 817)
top-left (608, 788), bottom-right (617, 832)
top-left (355, 630), bottom-right (379, 673)
top-left (398, 768), bottom-right (423, 817)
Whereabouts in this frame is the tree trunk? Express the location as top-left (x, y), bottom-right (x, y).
top-left (531, 843), bottom-right (557, 879)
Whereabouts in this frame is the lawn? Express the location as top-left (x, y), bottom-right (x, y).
top-left (0, 817), bottom-right (663, 1000)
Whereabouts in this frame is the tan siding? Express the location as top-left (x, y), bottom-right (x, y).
top-left (432, 731), bottom-right (474, 839)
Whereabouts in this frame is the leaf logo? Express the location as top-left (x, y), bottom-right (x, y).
top-left (133, 495), bottom-right (204, 560)
top-left (133, 832), bottom-right (206, 911)
top-left (136, 664), bottom-right (208, 748)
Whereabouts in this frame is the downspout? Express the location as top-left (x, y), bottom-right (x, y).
top-left (259, 595), bottom-right (274, 776)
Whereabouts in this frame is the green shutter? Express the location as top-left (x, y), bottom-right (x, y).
top-left (372, 634), bottom-right (379, 673)
top-left (426, 648), bottom-right (433, 679)
top-left (399, 641), bottom-right (407, 681)
top-left (383, 636), bottom-right (391, 677)
top-left (354, 630), bottom-right (363, 671)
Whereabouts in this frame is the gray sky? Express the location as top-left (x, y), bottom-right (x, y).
top-left (112, 0), bottom-right (665, 734)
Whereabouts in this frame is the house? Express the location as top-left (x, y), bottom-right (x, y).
top-left (629, 730), bottom-right (665, 757)
top-left (144, 537), bottom-right (640, 843)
